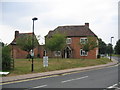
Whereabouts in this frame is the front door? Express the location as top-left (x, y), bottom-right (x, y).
top-left (64, 46), bottom-right (72, 58)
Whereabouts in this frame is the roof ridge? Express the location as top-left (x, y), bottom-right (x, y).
top-left (58, 25), bottom-right (85, 27)
top-left (19, 32), bottom-right (33, 34)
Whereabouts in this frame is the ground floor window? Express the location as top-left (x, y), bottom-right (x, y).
top-left (54, 51), bottom-right (61, 56)
top-left (80, 49), bottom-right (88, 56)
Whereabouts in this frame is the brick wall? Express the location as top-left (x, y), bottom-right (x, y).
top-left (69, 36), bottom-right (98, 59)
top-left (45, 36), bottom-right (98, 59)
top-left (10, 45), bottom-right (44, 59)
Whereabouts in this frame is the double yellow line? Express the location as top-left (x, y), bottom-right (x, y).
top-left (0, 64), bottom-right (118, 86)
top-left (0, 75), bottom-right (59, 85)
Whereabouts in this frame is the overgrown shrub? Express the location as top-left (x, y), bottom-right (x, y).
top-left (2, 46), bottom-right (12, 71)
top-left (97, 54), bottom-right (101, 59)
top-left (37, 54), bottom-right (40, 58)
top-left (26, 54), bottom-right (31, 59)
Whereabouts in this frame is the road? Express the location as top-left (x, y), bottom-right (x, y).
top-left (1, 57), bottom-right (120, 89)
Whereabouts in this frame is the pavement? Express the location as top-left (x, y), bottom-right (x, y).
top-left (0, 58), bottom-right (118, 83)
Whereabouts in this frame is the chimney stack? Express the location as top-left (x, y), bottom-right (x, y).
top-left (85, 23), bottom-right (89, 27)
top-left (15, 31), bottom-right (19, 38)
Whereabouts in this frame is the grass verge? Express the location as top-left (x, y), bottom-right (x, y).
top-left (4, 58), bottom-right (111, 76)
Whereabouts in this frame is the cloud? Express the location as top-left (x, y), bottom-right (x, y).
top-left (0, 0), bottom-right (119, 46)
top-left (0, 25), bottom-right (17, 44)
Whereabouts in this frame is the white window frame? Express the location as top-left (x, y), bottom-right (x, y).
top-left (66, 38), bottom-right (72, 44)
top-left (54, 51), bottom-right (61, 56)
top-left (80, 38), bottom-right (88, 44)
top-left (80, 49), bottom-right (88, 56)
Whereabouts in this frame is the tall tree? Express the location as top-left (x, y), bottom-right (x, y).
top-left (106, 43), bottom-right (113, 55)
top-left (45, 33), bottom-right (66, 56)
top-left (0, 42), bottom-right (4, 47)
top-left (98, 38), bottom-right (107, 55)
top-left (114, 39), bottom-right (120, 54)
top-left (16, 34), bottom-right (39, 58)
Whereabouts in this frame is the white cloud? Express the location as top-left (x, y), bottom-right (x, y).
top-left (0, 25), bottom-right (17, 44)
top-left (0, 0), bottom-right (119, 46)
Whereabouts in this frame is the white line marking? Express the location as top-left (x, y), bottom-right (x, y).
top-left (108, 83), bottom-right (118, 88)
top-left (33, 85), bottom-right (47, 88)
top-left (61, 76), bottom-right (88, 83)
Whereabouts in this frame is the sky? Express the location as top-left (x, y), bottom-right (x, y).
top-left (0, 0), bottom-right (119, 47)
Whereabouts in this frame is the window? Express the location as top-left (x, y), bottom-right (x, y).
top-left (80, 38), bottom-right (88, 44)
top-left (80, 49), bottom-right (88, 56)
top-left (54, 51), bottom-right (61, 56)
top-left (66, 38), bottom-right (72, 44)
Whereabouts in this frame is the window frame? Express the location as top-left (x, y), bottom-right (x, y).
top-left (80, 38), bottom-right (88, 44)
top-left (80, 49), bottom-right (88, 56)
top-left (54, 51), bottom-right (61, 56)
top-left (66, 38), bottom-right (72, 44)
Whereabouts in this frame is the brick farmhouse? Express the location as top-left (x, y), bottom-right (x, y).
top-left (45, 23), bottom-right (99, 59)
top-left (10, 31), bottom-right (44, 59)
top-left (10, 23), bottom-right (98, 59)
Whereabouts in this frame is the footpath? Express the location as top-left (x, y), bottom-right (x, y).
top-left (0, 58), bottom-right (118, 83)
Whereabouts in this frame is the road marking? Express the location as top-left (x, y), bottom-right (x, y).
top-left (60, 65), bottom-right (117, 77)
top-left (107, 82), bottom-right (120, 89)
top-left (1, 63), bottom-right (118, 85)
top-left (61, 76), bottom-right (88, 83)
top-left (108, 83), bottom-right (117, 88)
top-left (33, 85), bottom-right (47, 88)
top-left (1, 75), bottom-right (59, 85)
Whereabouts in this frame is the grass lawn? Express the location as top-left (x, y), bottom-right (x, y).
top-left (5, 58), bottom-right (111, 76)
top-left (112, 54), bottom-right (120, 57)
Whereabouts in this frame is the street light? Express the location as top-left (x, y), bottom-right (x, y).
top-left (110, 37), bottom-right (114, 60)
top-left (10, 42), bottom-right (16, 69)
top-left (31, 17), bottom-right (38, 72)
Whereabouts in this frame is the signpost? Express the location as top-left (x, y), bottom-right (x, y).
top-left (43, 56), bottom-right (48, 67)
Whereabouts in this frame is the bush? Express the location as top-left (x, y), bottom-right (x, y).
top-left (26, 54), bottom-right (31, 59)
top-left (37, 54), bottom-right (40, 58)
top-left (97, 54), bottom-right (101, 59)
top-left (2, 46), bottom-right (12, 71)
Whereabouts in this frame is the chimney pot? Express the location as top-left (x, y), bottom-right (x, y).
top-left (15, 31), bottom-right (19, 38)
top-left (85, 23), bottom-right (89, 27)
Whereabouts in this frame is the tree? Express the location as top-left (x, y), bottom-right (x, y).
top-left (106, 43), bottom-right (113, 55)
top-left (45, 33), bottom-right (66, 57)
top-left (79, 37), bottom-right (98, 59)
top-left (80, 37), bottom-right (98, 52)
top-left (0, 42), bottom-right (4, 47)
top-left (98, 38), bottom-right (107, 55)
top-left (2, 46), bottom-right (12, 71)
top-left (16, 34), bottom-right (39, 58)
top-left (114, 39), bottom-right (120, 54)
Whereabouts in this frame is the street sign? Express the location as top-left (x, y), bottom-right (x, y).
top-left (30, 50), bottom-right (34, 57)
top-left (43, 56), bottom-right (48, 67)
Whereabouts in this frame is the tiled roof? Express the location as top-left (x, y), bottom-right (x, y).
top-left (46, 24), bottom-right (97, 38)
top-left (11, 32), bottom-right (33, 44)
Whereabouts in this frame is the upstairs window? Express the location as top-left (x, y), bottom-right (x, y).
top-left (80, 49), bottom-right (88, 56)
top-left (80, 38), bottom-right (88, 44)
top-left (66, 38), bottom-right (72, 44)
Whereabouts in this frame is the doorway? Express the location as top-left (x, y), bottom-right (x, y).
top-left (64, 46), bottom-right (72, 58)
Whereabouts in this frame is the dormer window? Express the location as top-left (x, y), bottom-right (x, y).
top-left (80, 38), bottom-right (88, 44)
top-left (66, 38), bottom-right (72, 44)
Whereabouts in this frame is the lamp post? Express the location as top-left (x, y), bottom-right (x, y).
top-left (110, 37), bottom-right (114, 60)
top-left (10, 42), bottom-right (16, 69)
top-left (31, 17), bottom-right (38, 72)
